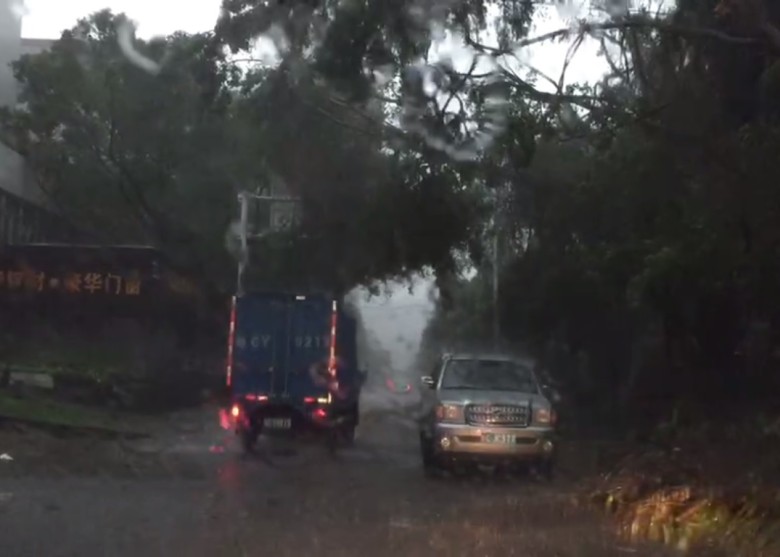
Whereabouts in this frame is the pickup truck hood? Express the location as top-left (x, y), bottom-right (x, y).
top-left (439, 389), bottom-right (549, 407)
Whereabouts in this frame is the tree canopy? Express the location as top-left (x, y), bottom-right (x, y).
top-left (408, 0), bottom-right (780, 416)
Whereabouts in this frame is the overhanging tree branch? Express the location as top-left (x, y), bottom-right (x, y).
top-left (465, 15), bottom-right (761, 60)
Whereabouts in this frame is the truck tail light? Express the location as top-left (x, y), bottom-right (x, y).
top-left (225, 296), bottom-right (237, 387)
top-left (219, 408), bottom-right (232, 430)
top-left (313, 407), bottom-right (328, 420)
top-left (327, 300), bottom-right (338, 376)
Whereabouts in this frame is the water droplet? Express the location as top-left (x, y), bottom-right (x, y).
top-left (10, 0), bottom-right (29, 20)
top-left (264, 23), bottom-right (290, 58)
top-left (116, 20), bottom-right (161, 74)
top-left (371, 63), bottom-right (394, 87)
top-left (602, 0), bottom-right (631, 18)
top-left (555, 0), bottom-right (588, 22)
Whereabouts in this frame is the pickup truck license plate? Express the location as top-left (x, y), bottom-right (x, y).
top-left (264, 418), bottom-right (291, 429)
top-left (484, 433), bottom-right (514, 444)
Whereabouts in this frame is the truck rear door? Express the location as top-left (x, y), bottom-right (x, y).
top-left (231, 293), bottom-right (335, 402)
top-left (231, 293), bottom-right (289, 398)
top-left (284, 296), bottom-right (333, 400)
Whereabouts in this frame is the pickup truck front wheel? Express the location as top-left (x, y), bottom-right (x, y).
top-left (535, 458), bottom-right (555, 481)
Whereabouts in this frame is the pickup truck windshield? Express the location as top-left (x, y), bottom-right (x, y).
top-left (440, 359), bottom-right (539, 393)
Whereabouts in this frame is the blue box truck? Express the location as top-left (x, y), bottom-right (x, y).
top-left (224, 291), bottom-right (364, 452)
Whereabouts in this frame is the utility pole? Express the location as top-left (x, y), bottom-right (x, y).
top-left (491, 186), bottom-right (504, 350)
top-left (492, 222), bottom-right (500, 350)
top-left (233, 186), bottom-right (301, 297)
top-left (236, 192), bottom-right (249, 297)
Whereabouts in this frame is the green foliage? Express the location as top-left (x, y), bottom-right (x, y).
top-left (0, 7), bottom-right (492, 298)
top-left (0, 10), bottom-right (248, 291)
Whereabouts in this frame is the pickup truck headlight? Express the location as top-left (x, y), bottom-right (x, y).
top-left (534, 407), bottom-right (557, 426)
top-left (435, 404), bottom-right (464, 423)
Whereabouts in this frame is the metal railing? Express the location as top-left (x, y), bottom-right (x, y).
top-left (0, 187), bottom-right (86, 245)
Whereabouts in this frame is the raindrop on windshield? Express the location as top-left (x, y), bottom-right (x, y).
top-left (10, 0), bottom-right (29, 20)
top-left (555, 0), bottom-right (589, 22)
top-left (116, 20), bottom-right (162, 74)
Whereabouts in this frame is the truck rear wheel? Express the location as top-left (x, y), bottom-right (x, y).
top-left (239, 428), bottom-right (257, 453)
top-left (341, 424), bottom-right (356, 446)
top-left (239, 419), bottom-right (261, 454)
top-left (420, 434), bottom-right (444, 478)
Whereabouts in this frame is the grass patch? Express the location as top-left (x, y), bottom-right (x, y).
top-left (0, 392), bottom-right (148, 436)
top-left (0, 328), bottom-right (147, 381)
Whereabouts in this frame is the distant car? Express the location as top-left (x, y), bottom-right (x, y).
top-left (385, 377), bottom-right (412, 394)
top-left (417, 353), bottom-right (557, 478)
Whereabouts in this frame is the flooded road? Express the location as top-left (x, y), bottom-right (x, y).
top-left (0, 390), bottom-right (682, 557)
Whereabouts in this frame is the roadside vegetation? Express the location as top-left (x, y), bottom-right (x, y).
top-left (0, 391), bottom-right (147, 435)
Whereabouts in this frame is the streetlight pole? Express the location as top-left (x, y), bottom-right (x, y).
top-left (491, 185), bottom-right (505, 350)
top-left (492, 222), bottom-right (500, 350)
top-left (233, 188), bottom-right (301, 297)
top-left (236, 191), bottom-right (249, 297)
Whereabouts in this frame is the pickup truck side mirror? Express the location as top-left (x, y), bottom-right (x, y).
top-left (421, 376), bottom-right (436, 389)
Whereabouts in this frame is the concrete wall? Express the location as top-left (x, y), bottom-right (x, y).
top-left (0, 0), bottom-right (22, 108)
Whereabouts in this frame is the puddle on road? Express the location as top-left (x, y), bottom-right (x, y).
top-left (0, 400), bottom-right (425, 480)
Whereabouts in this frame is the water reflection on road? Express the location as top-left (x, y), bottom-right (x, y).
top-left (0, 388), bottom-right (682, 557)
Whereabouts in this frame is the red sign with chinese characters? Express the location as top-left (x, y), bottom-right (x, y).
top-left (0, 269), bottom-right (143, 296)
top-left (0, 244), bottom-right (161, 299)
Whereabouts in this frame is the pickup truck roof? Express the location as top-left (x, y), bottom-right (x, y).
top-left (442, 352), bottom-right (535, 366)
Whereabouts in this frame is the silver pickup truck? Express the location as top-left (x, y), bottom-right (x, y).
top-left (417, 353), bottom-right (557, 478)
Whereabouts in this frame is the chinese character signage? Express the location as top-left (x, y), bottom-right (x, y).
top-left (0, 268), bottom-right (143, 296)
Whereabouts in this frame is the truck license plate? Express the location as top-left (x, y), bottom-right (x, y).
top-left (264, 418), bottom-right (291, 429)
top-left (484, 433), bottom-right (514, 444)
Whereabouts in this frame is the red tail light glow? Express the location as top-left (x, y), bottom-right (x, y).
top-left (304, 396), bottom-right (316, 404)
top-left (219, 408), bottom-right (231, 430)
top-left (225, 296), bottom-right (237, 387)
top-left (313, 408), bottom-right (327, 420)
top-left (327, 300), bottom-right (338, 377)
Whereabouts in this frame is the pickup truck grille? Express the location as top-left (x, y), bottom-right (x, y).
top-left (465, 404), bottom-right (529, 427)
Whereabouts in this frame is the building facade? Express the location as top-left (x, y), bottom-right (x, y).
top-left (0, 0), bottom-right (81, 244)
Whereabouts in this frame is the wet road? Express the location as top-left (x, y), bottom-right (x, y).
top-left (0, 393), bottom-right (678, 557)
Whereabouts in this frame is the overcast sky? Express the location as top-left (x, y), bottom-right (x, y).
top-left (22, 0), bottom-right (222, 39)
